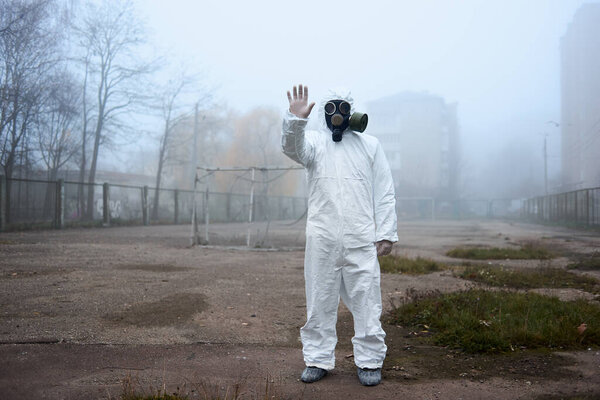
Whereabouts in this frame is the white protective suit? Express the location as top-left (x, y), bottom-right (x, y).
top-left (281, 89), bottom-right (398, 370)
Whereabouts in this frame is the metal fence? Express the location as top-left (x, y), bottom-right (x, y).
top-left (0, 174), bottom-right (539, 235)
top-left (0, 175), bottom-right (308, 231)
top-left (522, 187), bottom-right (600, 226)
top-left (395, 197), bottom-right (524, 220)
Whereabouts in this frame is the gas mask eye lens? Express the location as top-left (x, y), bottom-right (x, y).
top-left (324, 102), bottom-right (336, 115)
top-left (339, 101), bottom-right (351, 115)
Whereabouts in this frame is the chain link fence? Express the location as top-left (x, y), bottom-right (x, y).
top-left (0, 176), bottom-right (307, 232)
top-left (395, 197), bottom-right (524, 220)
top-left (522, 187), bottom-right (600, 226)
top-left (5, 174), bottom-right (570, 245)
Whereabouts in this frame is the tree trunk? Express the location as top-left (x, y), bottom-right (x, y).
top-left (42, 168), bottom-right (58, 219)
top-left (78, 145), bottom-right (86, 218)
top-left (151, 158), bottom-right (164, 221)
top-left (85, 117), bottom-right (103, 220)
top-left (151, 121), bottom-right (169, 221)
top-left (78, 59), bottom-right (89, 219)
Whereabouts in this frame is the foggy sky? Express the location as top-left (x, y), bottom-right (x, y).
top-left (134, 0), bottom-right (594, 196)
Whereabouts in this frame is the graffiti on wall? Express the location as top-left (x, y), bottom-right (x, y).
top-left (95, 199), bottom-right (122, 219)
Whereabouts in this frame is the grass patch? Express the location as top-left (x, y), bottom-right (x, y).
top-left (379, 254), bottom-right (445, 275)
top-left (568, 252), bottom-right (600, 271)
top-left (447, 242), bottom-right (554, 260)
top-left (389, 289), bottom-right (600, 353)
top-left (457, 265), bottom-right (600, 294)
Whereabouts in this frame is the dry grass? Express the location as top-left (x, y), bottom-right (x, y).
top-left (379, 254), bottom-right (446, 275)
top-left (567, 252), bottom-right (600, 271)
top-left (456, 265), bottom-right (600, 294)
top-left (447, 242), bottom-right (555, 260)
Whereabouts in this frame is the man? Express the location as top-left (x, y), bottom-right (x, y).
top-left (281, 84), bottom-right (398, 386)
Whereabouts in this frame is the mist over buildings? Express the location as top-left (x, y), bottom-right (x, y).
top-left (2, 0), bottom-right (599, 207)
top-left (120, 0), bottom-right (600, 200)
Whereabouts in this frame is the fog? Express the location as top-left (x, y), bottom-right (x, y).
top-left (2, 0), bottom-right (597, 204)
top-left (135, 0), bottom-right (589, 198)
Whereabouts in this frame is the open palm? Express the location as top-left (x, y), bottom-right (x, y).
top-left (287, 84), bottom-right (315, 119)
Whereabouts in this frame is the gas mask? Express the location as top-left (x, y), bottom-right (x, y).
top-left (324, 99), bottom-right (368, 142)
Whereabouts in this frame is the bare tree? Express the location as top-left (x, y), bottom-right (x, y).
top-left (0, 0), bottom-right (62, 221)
top-left (36, 70), bottom-right (80, 182)
top-left (72, 0), bottom-right (153, 219)
top-left (221, 108), bottom-right (297, 195)
top-left (157, 103), bottom-right (231, 190)
top-left (150, 72), bottom-right (196, 220)
top-left (0, 0), bottom-right (49, 35)
top-left (73, 46), bottom-right (92, 218)
top-left (34, 70), bottom-right (80, 217)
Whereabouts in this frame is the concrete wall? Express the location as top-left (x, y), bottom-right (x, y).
top-left (366, 92), bottom-right (460, 199)
top-left (561, 3), bottom-right (600, 191)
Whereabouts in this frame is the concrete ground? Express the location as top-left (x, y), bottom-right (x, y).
top-left (0, 219), bottom-right (599, 399)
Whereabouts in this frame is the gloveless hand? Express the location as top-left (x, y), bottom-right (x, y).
top-left (376, 240), bottom-right (393, 256)
top-left (287, 84), bottom-right (315, 119)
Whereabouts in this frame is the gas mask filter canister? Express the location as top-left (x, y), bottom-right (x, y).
top-left (324, 100), bottom-right (368, 142)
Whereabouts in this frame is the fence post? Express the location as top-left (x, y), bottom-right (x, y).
top-left (574, 191), bottom-right (579, 224)
top-left (204, 186), bottom-right (209, 244)
top-left (593, 189), bottom-right (597, 225)
top-left (247, 168), bottom-right (255, 247)
top-left (174, 189), bottom-right (179, 225)
top-left (102, 182), bottom-right (110, 226)
top-left (226, 192), bottom-right (231, 221)
top-left (142, 185), bottom-right (149, 226)
top-left (0, 175), bottom-right (5, 232)
top-left (54, 179), bottom-right (64, 229)
top-left (585, 190), bottom-right (589, 225)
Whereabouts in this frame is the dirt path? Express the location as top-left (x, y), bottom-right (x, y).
top-left (1, 220), bottom-right (599, 399)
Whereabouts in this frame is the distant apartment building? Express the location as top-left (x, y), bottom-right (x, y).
top-left (366, 92), bottom-right (460, 199)
top-left (561, 3), bottom-right (600, 190)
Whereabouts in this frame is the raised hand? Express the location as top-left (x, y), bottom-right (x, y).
top-left (287, 84), bottom-right (315, 119)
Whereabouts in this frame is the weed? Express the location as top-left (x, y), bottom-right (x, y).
top-left (389, 289), bottom-right (600, 353)
top-left (457, 265), bottom-right (600, 294)
top-left (119, 374), bottom-right (189, 400)
top-left (379, 254), bottom-right (445, 275)
top-left (446, 242), bottom-right (554, 260)
top-left (567, 252), bottom-right (600, 271)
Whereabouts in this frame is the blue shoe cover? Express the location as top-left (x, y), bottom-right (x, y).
top-left (301, 366), bottom-right (327, 383)
top-left (357, 367), bottom-right (382, 386)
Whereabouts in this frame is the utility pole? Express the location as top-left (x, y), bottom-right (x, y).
top-left (544, 134), bottom-right (548, 195)
top-left (192, 102), bottom-right (198, 184)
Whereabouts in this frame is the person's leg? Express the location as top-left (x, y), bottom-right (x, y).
top-left (339, 244), bottom-right (387, 370)
top-left (300, 237), bottom-right (343, 371)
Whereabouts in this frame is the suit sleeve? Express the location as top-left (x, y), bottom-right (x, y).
top-left (281, 111), bottom-right (316, 167)
top-left (372, 141), bottom-right (398, 243)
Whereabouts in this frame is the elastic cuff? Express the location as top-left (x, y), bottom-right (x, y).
top-left (306, 362), bottom-right (335, 371)
top-left (286, 110), bottom-right (309, 121)
top-left (356, 362), bottom-right (383, 369)
top-left (375, 235), bottom-right (398, 243)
